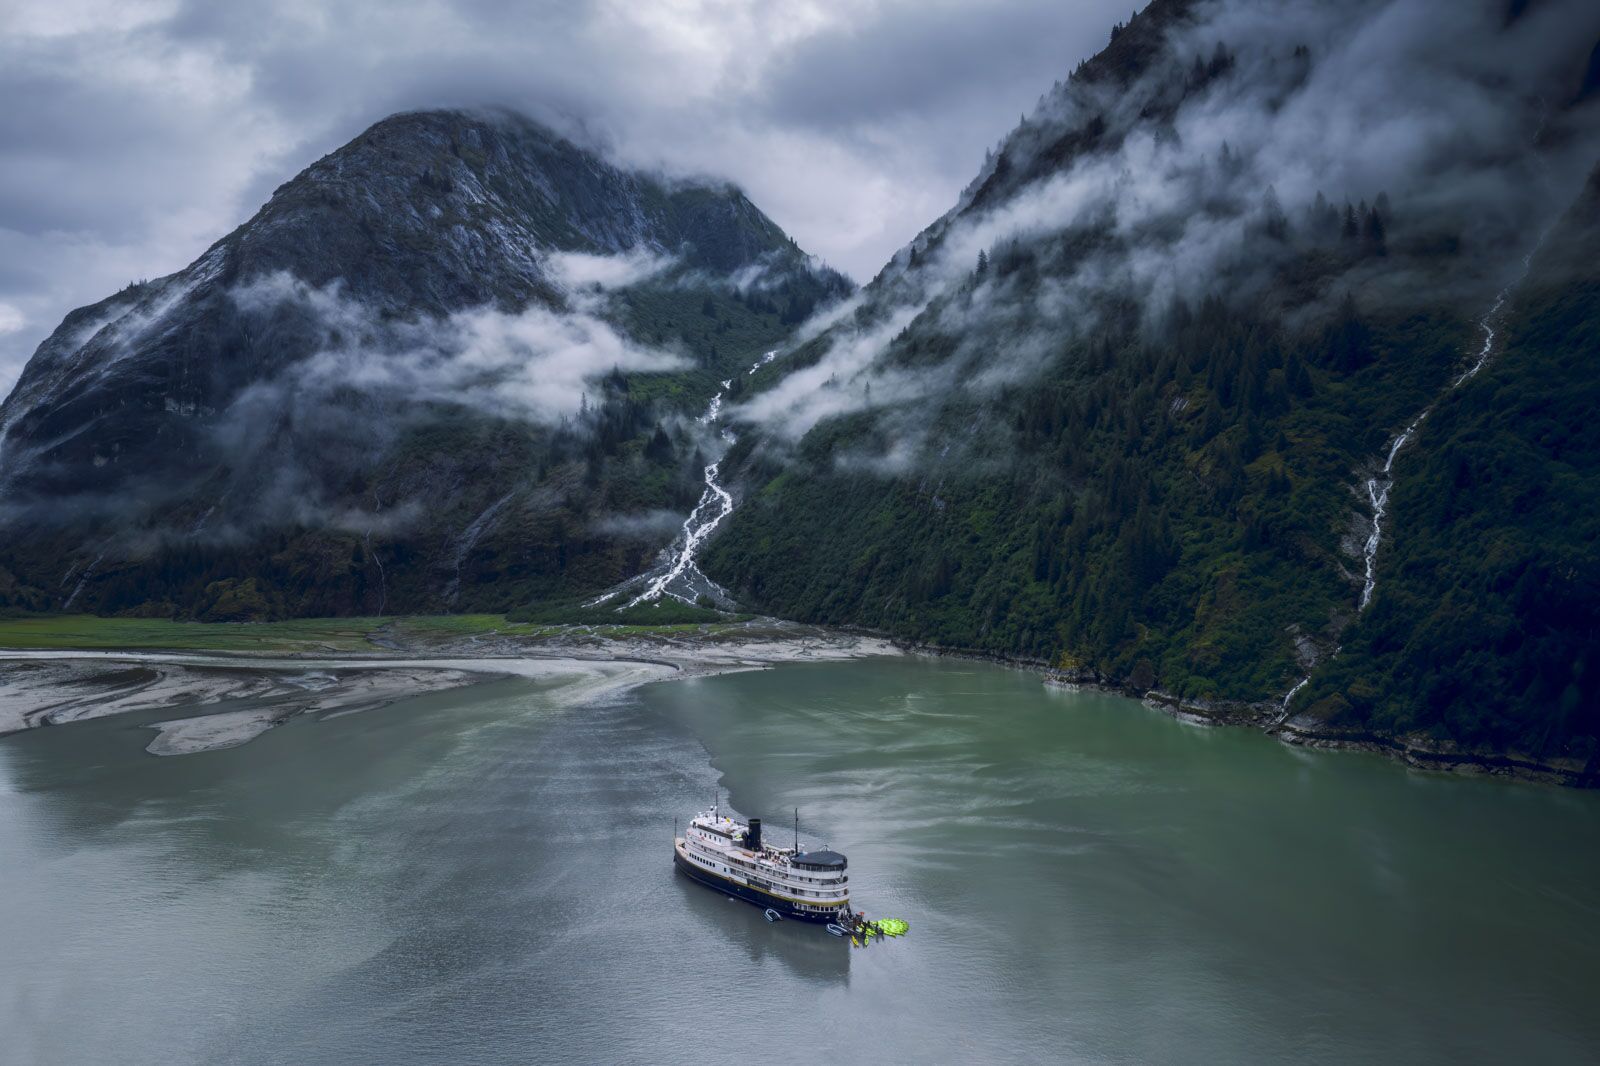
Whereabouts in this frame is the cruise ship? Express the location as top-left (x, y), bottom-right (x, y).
top-left (674, 804), bottom-right (850, 923)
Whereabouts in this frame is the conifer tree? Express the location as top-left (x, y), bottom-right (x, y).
top-left (1362, 206), bottom-right (1387, 256)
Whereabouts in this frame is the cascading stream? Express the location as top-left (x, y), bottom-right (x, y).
top-left (1276, 677), bottom-right (1311, 720)
top-left (1358, 420), bottom-right (1423, 610)
top-left (622, 448), bottom-right (735, 608)
top-left (1275, 266), bottom-right (1530, 724)
top-left (1358, 282), bottom-right (1513, 613)
top-left (588, 351), bottom-right (778, 609)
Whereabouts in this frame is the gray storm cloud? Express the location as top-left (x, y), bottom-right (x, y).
top-left (0, 0), bottom-right (1134, 400)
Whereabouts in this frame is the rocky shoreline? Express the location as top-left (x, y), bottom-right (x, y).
top-left (890, 638), bottom-right (1597, 789)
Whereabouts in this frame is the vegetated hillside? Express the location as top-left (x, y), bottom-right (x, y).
top-left (706, 0), bottom-right (1600, 759)
top-left (0, 109), bottom-right (850, 620)
top-left (1307, 164), bottom-right (1600, 758)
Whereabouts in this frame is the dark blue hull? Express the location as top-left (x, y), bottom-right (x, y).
top-left (674, 847), bottom-right (846, 924)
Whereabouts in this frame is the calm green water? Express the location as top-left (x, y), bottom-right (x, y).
top-left (2, 657), bottom-right (1598, 1064)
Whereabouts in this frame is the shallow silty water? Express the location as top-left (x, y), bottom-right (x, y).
top-left (2, 658), bottom-right (1598, 1064)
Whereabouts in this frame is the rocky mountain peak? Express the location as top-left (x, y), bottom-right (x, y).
top-left (0, 107), bottom-right (849, 619)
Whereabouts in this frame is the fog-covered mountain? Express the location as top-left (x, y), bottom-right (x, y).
top-left (705, 0), bottom-right (1600, 765)
top-left (0, 109), bottom-right (850, 617)
top-left (4, 0), bottom-right (1598, 771)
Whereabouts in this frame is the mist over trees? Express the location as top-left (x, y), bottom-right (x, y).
top-left (708, 0), bottom-right (1600, 762)
top-left (0, 0), bottom-right (1595, 767)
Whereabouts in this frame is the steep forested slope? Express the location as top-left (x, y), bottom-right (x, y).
top-left (707, 0), bottom-right (1600, 761)
top-left (1307, 166), bottom-right (1600, 757)
top-left (0, 109), bottom-right (849, 618)
top-left (1, 1), bottom-right (1593, 770)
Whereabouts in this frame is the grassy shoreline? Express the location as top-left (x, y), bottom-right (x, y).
top-left (0, 614), bottom-right (744, 655)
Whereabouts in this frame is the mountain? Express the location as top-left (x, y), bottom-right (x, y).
top-left (0, 109), bottom-right (850, 618)
top-left (3, 1), bottom-right (1597, 775)
top-left (704, 0), bottom-right (1600, 769)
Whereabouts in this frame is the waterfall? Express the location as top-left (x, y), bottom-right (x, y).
top-left (623, 451), bottom-right (736, 608)
top-left (1274, 676), bottom-right (1311, 724)
top-left (1276, 258), bottom-right (1535, 719)
top-left (1358, 419), bottom-right (1423, 610)
top-left (588, 350), bottom-right (778, 609)
top-left (444, 490), bottom-right (516, 605)
top-left (60, 552), bottom-right (105, 611)
top-left (1358, 280), bottom-right (1516, 614)
top-left (364, 531), bottom-right (388, 617)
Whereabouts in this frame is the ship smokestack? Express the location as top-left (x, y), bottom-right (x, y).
top-left (746, 818), bottom-right (762, 851)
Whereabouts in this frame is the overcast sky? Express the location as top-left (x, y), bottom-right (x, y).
top-left (0, 0), bottom-right (1130, 397)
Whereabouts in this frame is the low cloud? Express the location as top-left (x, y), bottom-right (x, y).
top-left (0, 0), bottom-right (1136, 399)
top-left (589, 508), bottom-right (687, 540)
top-left (546, 248), bottom-right (675, 293)
top-left (734, 0), bottom-right (1600, 451)
top-left (0, 269), bottom-right (693, 542)
top-left (230, 271), bottom-right (689, 424)
top-left (732, 300), bottom-right (927, 440)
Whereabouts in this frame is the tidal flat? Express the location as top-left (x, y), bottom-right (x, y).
top-left (0, 615), bottom-right (896, 754)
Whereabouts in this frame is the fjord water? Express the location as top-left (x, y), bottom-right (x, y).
top-left (3, 659), bottom-right (1597, 1064)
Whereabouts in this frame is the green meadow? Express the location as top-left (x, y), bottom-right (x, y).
top-left (0, 613), bottom-right (755, 654)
